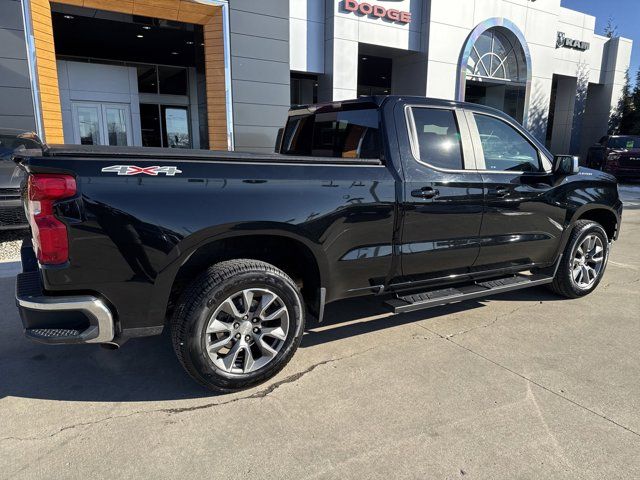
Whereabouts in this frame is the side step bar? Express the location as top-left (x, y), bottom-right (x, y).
top-left (385, 273), bottom-right (555, 314)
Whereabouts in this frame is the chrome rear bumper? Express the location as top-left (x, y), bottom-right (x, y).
top-left (16, 271), bottom-right (115, 345)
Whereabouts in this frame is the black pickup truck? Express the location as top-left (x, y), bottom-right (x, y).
top-left (15, 96), bottom-right (622, 392)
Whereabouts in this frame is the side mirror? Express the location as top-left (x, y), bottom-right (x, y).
top-left (553, 155), bottom-right (580, 175)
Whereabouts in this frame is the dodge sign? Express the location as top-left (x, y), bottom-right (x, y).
top-left (343, 0), bottom-right (412, 24)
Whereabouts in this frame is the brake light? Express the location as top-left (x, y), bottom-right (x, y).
top-left (27, 174), bottom-right (77, 265)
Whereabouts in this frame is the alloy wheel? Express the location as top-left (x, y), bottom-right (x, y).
top-left (571, 234), bottom-right (605, 289)
top-left (205, 288), bottom-right (290, 374)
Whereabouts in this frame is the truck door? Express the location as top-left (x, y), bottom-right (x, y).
top-left (465, 110), bottom-right (564, 269)
top-left (395, 104), bottom-right (484, 283)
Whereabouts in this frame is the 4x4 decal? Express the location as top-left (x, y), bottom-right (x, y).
top-left (101, 165), bottom-right (183, 176)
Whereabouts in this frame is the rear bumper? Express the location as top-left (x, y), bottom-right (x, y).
top-left (0, 197), bottom-right (28, 230)
top-left (15, 244), bottom-right (115, 345)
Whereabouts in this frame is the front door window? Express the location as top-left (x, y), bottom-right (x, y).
top-left (473, 114), bottom-right (540, 172)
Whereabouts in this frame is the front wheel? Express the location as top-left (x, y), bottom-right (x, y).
top-left (171, 259), bottom-right (305, 392)
top-left (549, 220), bottom-right (610, 298)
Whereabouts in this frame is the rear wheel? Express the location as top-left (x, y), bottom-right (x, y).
top-left (171, 259), bottom-right (305, 392)
top-left (549, 220), bottom-right (609, 298)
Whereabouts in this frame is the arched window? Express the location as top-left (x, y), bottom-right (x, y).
top-left (466, 28), bottom-right (527, 84)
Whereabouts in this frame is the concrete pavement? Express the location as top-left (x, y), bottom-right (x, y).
top-left (1, 194), bottom-right (639, 479)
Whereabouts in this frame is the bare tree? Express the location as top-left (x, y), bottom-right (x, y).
top-left (604, 16), bottom-right (618, 38)
top-left (609, 70), bottom-right (634, 134)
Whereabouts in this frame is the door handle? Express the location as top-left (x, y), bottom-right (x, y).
top-left (488, 187), bottom-right (509, 198)
top-left (411, 187), bottom-right (440, 199)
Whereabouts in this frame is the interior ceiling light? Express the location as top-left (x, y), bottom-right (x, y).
top-left (142, 25), bottom-right (151, 30)
top-left (361, 57), bottom-right (368, 61)
top-left (171, 51), bottom-right (179, 55)
top-left (64, 15), bottom-right (74, 19)
top-left (137, 34), bottom-right (144, 38)
top-left (186, 41), bottom-right (194, 45)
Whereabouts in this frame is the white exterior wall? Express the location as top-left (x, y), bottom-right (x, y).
top-left (289, 0), bottom-right (325, 73)
top-left (288, 0), bottom-right (632, 153)
top-left (320, 0), bottom-right (424, 101)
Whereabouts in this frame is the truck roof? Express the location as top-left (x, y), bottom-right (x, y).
top-left (288, 95), bottom-right (515, 121)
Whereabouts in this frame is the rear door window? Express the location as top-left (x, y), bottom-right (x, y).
top-left (409, 108), bottom-right (464, 170)
top-left (281, 108), bottom-right (381, 159)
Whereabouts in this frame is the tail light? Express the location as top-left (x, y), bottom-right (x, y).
top-left (27, 174), bottom-right (77, 265)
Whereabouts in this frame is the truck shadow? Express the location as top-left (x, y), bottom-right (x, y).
top-left (0, 284), bottom-right (560, 403)
top-left (303, 287), bottom-right (562, 348)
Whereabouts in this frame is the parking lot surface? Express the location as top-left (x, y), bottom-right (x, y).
top-left (1, 188), bottom-right (639, 479)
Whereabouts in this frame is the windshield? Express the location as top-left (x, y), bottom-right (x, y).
top-left (608, 136), bottom-right (640, 149)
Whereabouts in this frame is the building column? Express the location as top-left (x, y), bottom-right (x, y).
top-left (569, 63), bottom-right (590, 155)
top-left (228, 0), bottom-right (290, 153)
top-left (525, 77), bottom-right (552, 144)
top-left (549, 76), bottom-right (578, 154)
top-left (318, 1), bottom-right (358, 102)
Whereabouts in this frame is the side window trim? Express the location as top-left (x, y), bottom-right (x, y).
top-left (465, 109), bottom-right (547, 174)
top-left (404, 105), bottom-right (478, 172)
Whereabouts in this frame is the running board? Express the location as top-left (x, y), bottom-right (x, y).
top-left (385, 273), bottom-right (554, 314)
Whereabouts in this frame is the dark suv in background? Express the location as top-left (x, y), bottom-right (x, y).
top-left (587, 135), bottom-right (640, 181)
top-left (0, 129), bottom-right (41, 231)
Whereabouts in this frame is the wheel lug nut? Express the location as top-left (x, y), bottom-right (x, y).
top-left (233, 323), bottom-right (239, 329)
top-left (243, 315), bottom-right (248, 320)
top-left (252, 318), bottom-right (259, 323)
top-left (245, 335), bottom-right (251, 342)
top-left (235, 333), bottom-right (241, 339)
top-left (253, 327), bottom-right (259, 333)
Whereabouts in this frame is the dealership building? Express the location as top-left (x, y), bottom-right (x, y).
top-left (0, 0), bottom-right (632, 158)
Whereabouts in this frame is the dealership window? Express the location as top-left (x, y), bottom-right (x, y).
top-left (473, 114), bottom-right (540, 172)
top-left (141, 104), bottom-right (191, 149)
top-left (410, 108), bottom-right (463, 170)
top-left (281, 107), bottom-right (381, 159)
top-left (291, 73), bottom-right (318, 106)
top-left (464, 27), bottom-right (528, 123)
top-left (357, 54), bottom-right (392, 97)
top-left (137, 65), bottom-right (189, 96)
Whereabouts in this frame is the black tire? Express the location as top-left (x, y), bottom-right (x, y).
top-left (170, 259), bottom-right (305, 393)
top-left (549, 220), bottom-right (610, 298)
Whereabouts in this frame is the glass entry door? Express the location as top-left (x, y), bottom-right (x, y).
top-left (140, 104), bottom-right (191, 149)
top-left (71, 102), bottom-right (132, 146)
top-left (162, 106), bottom-right (190, 148)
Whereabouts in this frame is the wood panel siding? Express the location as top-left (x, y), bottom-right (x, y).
top-left (28, 0), bottom-right (228, 149)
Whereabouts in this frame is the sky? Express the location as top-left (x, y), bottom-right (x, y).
top-left (561, 0), bottom-right (639, 85)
